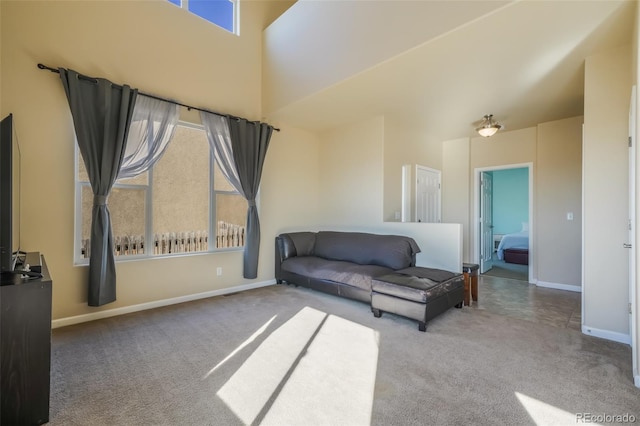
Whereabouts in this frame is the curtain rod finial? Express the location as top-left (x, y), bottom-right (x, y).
top-left (37, 63), bottom-right (59, 74)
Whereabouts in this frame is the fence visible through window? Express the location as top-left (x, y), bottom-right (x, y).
top-left (76, 123), bottom-right (248, 263)
top-left (80, 220), bottom-right (244, 258)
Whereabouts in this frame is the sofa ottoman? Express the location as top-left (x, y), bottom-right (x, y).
top-left (371, 267), bottom-right (464, 332)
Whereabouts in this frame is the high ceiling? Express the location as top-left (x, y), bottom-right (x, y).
top-left (264, 0), bottom-right (636, 141)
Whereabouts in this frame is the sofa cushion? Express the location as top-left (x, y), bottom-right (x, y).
top-left (372, 267), bottom-right (464, 303)
top-left (287, 232), bottom-right (317, 256)
top-left (313, 231), bottom-right (420, 270)
top-left (282, 256), bottom-right (394, 291)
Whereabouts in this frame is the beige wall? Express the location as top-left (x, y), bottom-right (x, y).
top-left (383, 119), bottom-right (407, 223)
top-left (442, 138), bottom-right (470, 261)
top-left (319, 116), bottom-right (385, 226)
top-left (259, 124), bottom-right (321, 278)
top-left (536, 116), bottom-right (583, 288)
top-left (0, 0), bottom-right (317, 320)
top-left (261, 124), bottom-right (321, 238)
top-left (583, 44), bottom-right (632, 340)
top-left (382, 117), bottom-right (443, 223)
top-left (442, 119), bottom-right (583, 289)
top-left (470, 127), bottom-right (537, 170)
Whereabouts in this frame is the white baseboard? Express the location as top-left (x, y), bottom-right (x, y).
top-left (535, 280), bottom-right (581, 293)
top-left (52, 280), bottom-right (276, 329)
top-left (581, 325), bottom-right (631, 345)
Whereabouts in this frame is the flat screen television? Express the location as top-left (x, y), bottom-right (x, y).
top-left (0, 113), bottom-right (19, 276)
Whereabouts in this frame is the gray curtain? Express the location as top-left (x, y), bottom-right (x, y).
top-left (60, 68), bottom-right (138, 306)
top-left (118, 95), bottom-right (179, 179)
top-left (201, 113), bottom-right (273, 279)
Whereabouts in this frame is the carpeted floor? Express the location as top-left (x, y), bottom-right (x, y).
top-left (49, 284), bottom-right (639, 426)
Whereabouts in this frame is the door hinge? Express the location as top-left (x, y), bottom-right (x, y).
top-left (629, 136), bottom-right (633, 147)
top-left (629, 303), bottom-right (633, 314)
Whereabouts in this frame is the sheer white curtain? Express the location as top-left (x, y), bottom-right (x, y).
top-left (201, 111), bottom-right (274, 279)
top-left (200, 111), bottom-right (244, 194)
top-left (118, 95), bottom-right (179, 179)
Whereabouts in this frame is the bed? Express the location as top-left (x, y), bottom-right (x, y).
top-left (496, 229), bottom-right (529, 261)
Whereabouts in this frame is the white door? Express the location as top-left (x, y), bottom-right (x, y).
top-left (629, 85), bottom-right (637, 383)
top-left (480, 171), bottom-right (494, 273)
top-left (415, 165), bottom-right (441, 223)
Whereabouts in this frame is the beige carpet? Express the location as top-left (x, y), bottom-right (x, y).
top-left (50, 284), bottom-right (639, 425)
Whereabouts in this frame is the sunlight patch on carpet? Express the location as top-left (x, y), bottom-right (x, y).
top-left (515, 392), bottom-right (582, 425)
top-left (203, 315), bottom-right (277, 379)
top-left (216, 307), bottom-right (326, 425)
top-left (215, 306), bottom-right (379, 425)
top-left (261, 314), bottom-right (379, 426)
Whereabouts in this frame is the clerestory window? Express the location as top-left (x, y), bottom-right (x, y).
top-left (168, 0), bottom-right (238, 35)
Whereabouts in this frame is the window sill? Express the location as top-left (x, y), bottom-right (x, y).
top-left (74, 247), bottom-right (244, 266)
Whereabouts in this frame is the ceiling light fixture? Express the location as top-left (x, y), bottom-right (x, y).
top-left (476, 114), bottom-right (503, 137)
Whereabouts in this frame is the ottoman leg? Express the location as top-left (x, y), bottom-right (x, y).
top-left (372, 308), bottom-right (382, 318)
top-left (418, 321), bottom-right (426, 332)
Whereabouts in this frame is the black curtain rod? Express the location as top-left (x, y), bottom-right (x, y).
top-left (37, 63), bottom-right (279, 132)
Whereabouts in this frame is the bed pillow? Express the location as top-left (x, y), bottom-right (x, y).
top-left (521, 222), bottom-right (529, 232)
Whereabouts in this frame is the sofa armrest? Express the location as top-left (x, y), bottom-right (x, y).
top-left (275, 234), bottom-right (297, 281)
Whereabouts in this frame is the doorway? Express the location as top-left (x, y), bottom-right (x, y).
top-left (415, 165), bottom-right (441, 223)
top-left (474, 163), bottom-right (533, 283)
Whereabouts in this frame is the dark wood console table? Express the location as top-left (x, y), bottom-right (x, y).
top-left (0, 254), bottom-right (52, 425)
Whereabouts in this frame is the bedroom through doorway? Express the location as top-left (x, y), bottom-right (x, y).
top-left (475, 164), bottom-right (532, 283)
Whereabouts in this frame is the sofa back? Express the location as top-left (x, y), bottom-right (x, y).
top-left (314, 231), bottom-right (419, 270)
top-left (280, 231), bottom-right (316, 258)
top-left (277, 231), bottom-right (420, 270)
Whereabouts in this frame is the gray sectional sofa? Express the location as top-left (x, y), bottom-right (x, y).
top-left (275, 231), bottom-right (421, 303)
top-left (275, 231), bottom-right (464, 330)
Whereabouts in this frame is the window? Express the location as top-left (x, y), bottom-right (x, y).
top-left (168, 0), bottom-right (238, 35)
top-left (75, 122), bottom-right (248, 263)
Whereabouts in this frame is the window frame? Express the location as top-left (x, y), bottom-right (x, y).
top-left (73, 120), bottom-right (248, 265)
